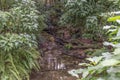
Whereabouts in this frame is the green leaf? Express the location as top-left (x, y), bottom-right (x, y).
top-left (107, 16), bottom-right (120, 22)
top-left (68, 70), bottom-right (80, 78)
top-left (82, 70), bottom-right (89, 78)
top-left (86, 56), bottom-right (103, 65)
top-left (10, 69), bottom-right (21, 80)
top-left (113, 48), bottom-right (120, 55)
top-left (100, 59), bottom-right (120, 67)
top-left (79, 63), bottom-right (91, 66)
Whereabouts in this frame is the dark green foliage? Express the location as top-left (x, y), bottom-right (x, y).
top-left (0, 33), bottom-right (39, 80)
top-left (60, 0), bottom-right (120, 39)
top-left (60, 0), bottom-right (120, 27)
top-left (0, 0), bottom-right (45, 79)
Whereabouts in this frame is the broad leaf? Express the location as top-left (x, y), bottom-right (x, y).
top-left (100, 59), bottom-right (120, 67)
top-left (107, 16), bottom-right (120, 22)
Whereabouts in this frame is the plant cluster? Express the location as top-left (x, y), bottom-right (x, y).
top-left (35, 0), bottom-right (67, 26)
top-left (0, 0), bottom-right (45, 80)
top-left (68, 12), bottom-right (120, 80)
top-left (60, 0), bottom-right (120, 39)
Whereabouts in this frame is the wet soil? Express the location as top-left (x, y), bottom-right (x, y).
top-left (30, 27), bottom-right (103, 80)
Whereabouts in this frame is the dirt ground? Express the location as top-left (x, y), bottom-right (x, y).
top-left (30, 27), bottom-right (103, 80)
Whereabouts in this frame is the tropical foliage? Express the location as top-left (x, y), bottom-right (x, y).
top-left (68, 12), bottom-right (120, 80)
top-left (1, 0), bottom-right (120, 80)
top-left (0, 0), bottom-right (45, 79)
top-left (60, 0), bottom-right (120, 38)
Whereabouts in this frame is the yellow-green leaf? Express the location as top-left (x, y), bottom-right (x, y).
top-left (107, 16), bottom-right (120, 22)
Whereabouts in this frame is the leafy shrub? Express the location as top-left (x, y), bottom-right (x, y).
top-left (0, 0), bottom-right (15, 10)
top-left (36, 0), bottom-right (67, 27)
top-left (0, 33), bottom-right (39, 80)
top-left (0, 0), bottom-right (44, 80)
top-left (68, 12), bottom-right (120, 80)
top-left (60, 0), bottom-right (120, 38)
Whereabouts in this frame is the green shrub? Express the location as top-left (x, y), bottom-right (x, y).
top-left (60, 0), bottom-right (120, 38)
top-left (0, 33), bottom-right (39, 80)
top-left (68, 12), bottom-right (120, 80)
top-left (0, 0), bottom-right (45, 80)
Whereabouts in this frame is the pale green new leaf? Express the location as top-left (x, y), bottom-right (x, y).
top-left (82, 71), bottom-right (89, 78)
top-left (100, 59), bottom-right (120, 67)
top-left (86, 56), bottom-right (103, 65)
top-left (113, 48), bottom-right (120, 55)
top-left (107, 16), bottom-right (120, 22)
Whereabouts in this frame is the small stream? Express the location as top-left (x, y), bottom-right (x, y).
top-left (30, 32), bottom-right (83, 80)
top-left (30, 3), bottom-right (91, 79)
top-left (30, 54), bottom-right (79, 80)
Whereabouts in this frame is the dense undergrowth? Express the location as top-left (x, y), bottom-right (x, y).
top-left (0, 0), bottom-right (120, 80)
top-left (68, 11), bottom-right (120, 80)
top-left (60, 0), bottom-right (120, 39)
top-left (0, 0), bottom-right (45, 80)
